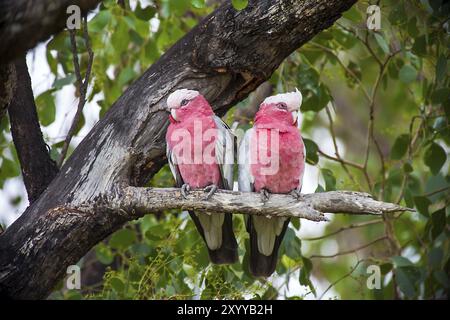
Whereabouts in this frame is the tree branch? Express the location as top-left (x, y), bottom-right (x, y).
top-left (0, 0), bottom-right (101, 63)
top-left (6, 56), bottom-right (59, 203)
top-left (93, 187), bottom-right (412, 222)
top-left (309, 236), bottom-right (388, 259)
top-left (57, 15), bottom-right (94, 167)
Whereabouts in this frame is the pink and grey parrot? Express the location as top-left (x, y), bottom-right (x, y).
top-left (166, 89), bottom-right (238, 264)
top-left (238, 89), bottom-right (305, 277)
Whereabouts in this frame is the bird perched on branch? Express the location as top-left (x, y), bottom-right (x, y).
top-left (238, 89), bottom-right (305, 277)
top-left (166, 89), bottom-right (238, 264)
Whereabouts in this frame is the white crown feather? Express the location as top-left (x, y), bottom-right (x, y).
top-left (167, 89), bottom-right (200, 109)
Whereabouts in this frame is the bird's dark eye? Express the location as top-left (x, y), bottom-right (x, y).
top-left (277, 103), bottom-right (287, 110)
top-left (180, 99), bottom-right (189, 107)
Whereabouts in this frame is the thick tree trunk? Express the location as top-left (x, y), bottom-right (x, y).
top-left (0, 0), bottom-right (357, 299)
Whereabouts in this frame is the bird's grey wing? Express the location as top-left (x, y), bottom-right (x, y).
top-left (213, 115), bottom-right (235, 190)
top-left (297, 139), bottom-right (306, 192)
top-left (238, 128), bottom-right (255, 192)
top-left (166, 143), bottom-right (184, 188)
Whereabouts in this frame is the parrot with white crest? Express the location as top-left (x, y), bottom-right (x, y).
top-left (166, 89), bottom-right (238, 264)
top-left (238, 89), bottom-right (305, 277)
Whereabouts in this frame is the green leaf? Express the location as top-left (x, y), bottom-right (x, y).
top-left (291, 218), bottom-right (300, 230)
top-left (399, 65), bottom-right (417, 83)
top-left (299, 257), bottom-right (315, 295)
top-left (0, 157), bottom-right (20, 180)
top-left (380, 263), bottom-right (393, 275)
top-left (89, 10), bottom-right (111, 33)
top-left (403, 162), bottom-right (413, 173)
top-left (191, 0), bottom-right (205, 9)
top-left (428, 247), bottom-right (443, 269)
top-left (413, 196), bottom-right (431, 217)
top-left (374, 33), bottom-right (390, 54)
top-left (412, 35), bottom-right (427, 56)
top-left (110, 277), bottom-right (125, 293)
top-left (145, 225), bottom-right (170, 241)
top-left (424, 143), bottom-right (446, 175)
top-left (392, 256), bottom-right (413, 267)
top-left (134, 3), bottom-right (156, 20)
top-left (395, 267), bottom-right (418, 298)
top-left (109, 228), bottom-right (136, 249)
top-left (95, 244), bottom-right (114, 265)
top-left (111, 18), bottom-right (129, 53)
top-left (431, 208), bottom-right (446, 239)
top-left (303, 138), bottom-right (319, 165)
top-left (117, 67), bottom-right (136, 87)
top-left (231, 0), bottom-right (248, 10)
top-left (342, 6), bottom-right (362, 22)
top-left (315, 184), bottom-right (325, 193)
top-left (431, 87), bottom-right (450, 105)
top-left (391, 134), bottom-right (410, 160)
top-left (35, 90), bottom-right (56, 126)
top-left (436, 55), bottom-right (447, 83)
top-left (302, 85), bottom-right (330, 112)
top-left (407, 17), bottom-right (419, 37)
top-left (434, 271), bottom-right (450, 288)
top-left (282, 227), bottom-right (301, 259)
top-left (321, 168), bottom-right (336, 191)
top-left (53, 74), bottom-right (76, 90)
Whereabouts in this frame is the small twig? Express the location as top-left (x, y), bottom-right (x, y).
top-left (324, 104), bottom-right (361, 188)
top-left (363, 51), bottom-right (400, 199)
top-left (336, 22), bottom-right (383, 67)
top-left (308, 42), bottom-right (371, 102)
top-left (318, 149), bottom-right (363, 170)
top-left (303, 219), bottom-right (383, 241)
top-left (319, 259), bottom-right (366, 300)
top-left (309, 236), bottom-right (387, 259)
top-left (423, 186), bottom-right (450, 197)
top-left (57, 15), bottom-right (94, 168)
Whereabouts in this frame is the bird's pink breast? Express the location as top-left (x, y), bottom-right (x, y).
top-left (250, 126), bottom-right (304, 193)
top-left (167, 115), bottom-right (220, 188)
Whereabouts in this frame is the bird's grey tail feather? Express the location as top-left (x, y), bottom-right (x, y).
top-left (189, 211), bottom-right (238, 265)
top-left (246, 218), bottom-right (290, 277)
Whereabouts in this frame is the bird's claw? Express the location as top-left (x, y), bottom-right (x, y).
top-left (203, 184), bottom-right (218, 201)
top-left (181, 184), bottom-right (191, 199)
top-left (290, 189), bottom-right (303, 201)
top-left (260, 188), bottom-right (270, 203)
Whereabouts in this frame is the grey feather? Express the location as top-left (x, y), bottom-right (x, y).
top-left (213, 116), bottom-right (235, 190)
top-left (238, 128), bottom-right (255, 192)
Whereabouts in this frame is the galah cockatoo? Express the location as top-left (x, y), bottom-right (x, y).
top-left (166, 89), bottom-right (238, 264)
top-left (238, 89), bottom-right (305, 277)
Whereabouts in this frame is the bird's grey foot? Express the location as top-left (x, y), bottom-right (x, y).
top-left (260, 188), bottom-right (270, 203)
top-left (181, 184), bottom-right (191, 199)
top-left (203, 184), bottom-right (218, 200)
top-left (290, 189), bottom-right (304, 201)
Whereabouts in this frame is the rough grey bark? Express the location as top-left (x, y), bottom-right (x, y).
top-left (7, 56), bottom-right (59, 203)
top-left (0, 0), bottom-right (101, 63)
top-left (88, 187), bottom-right (411, 221)
top-left (0, 0), bottom-right (357, 299)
